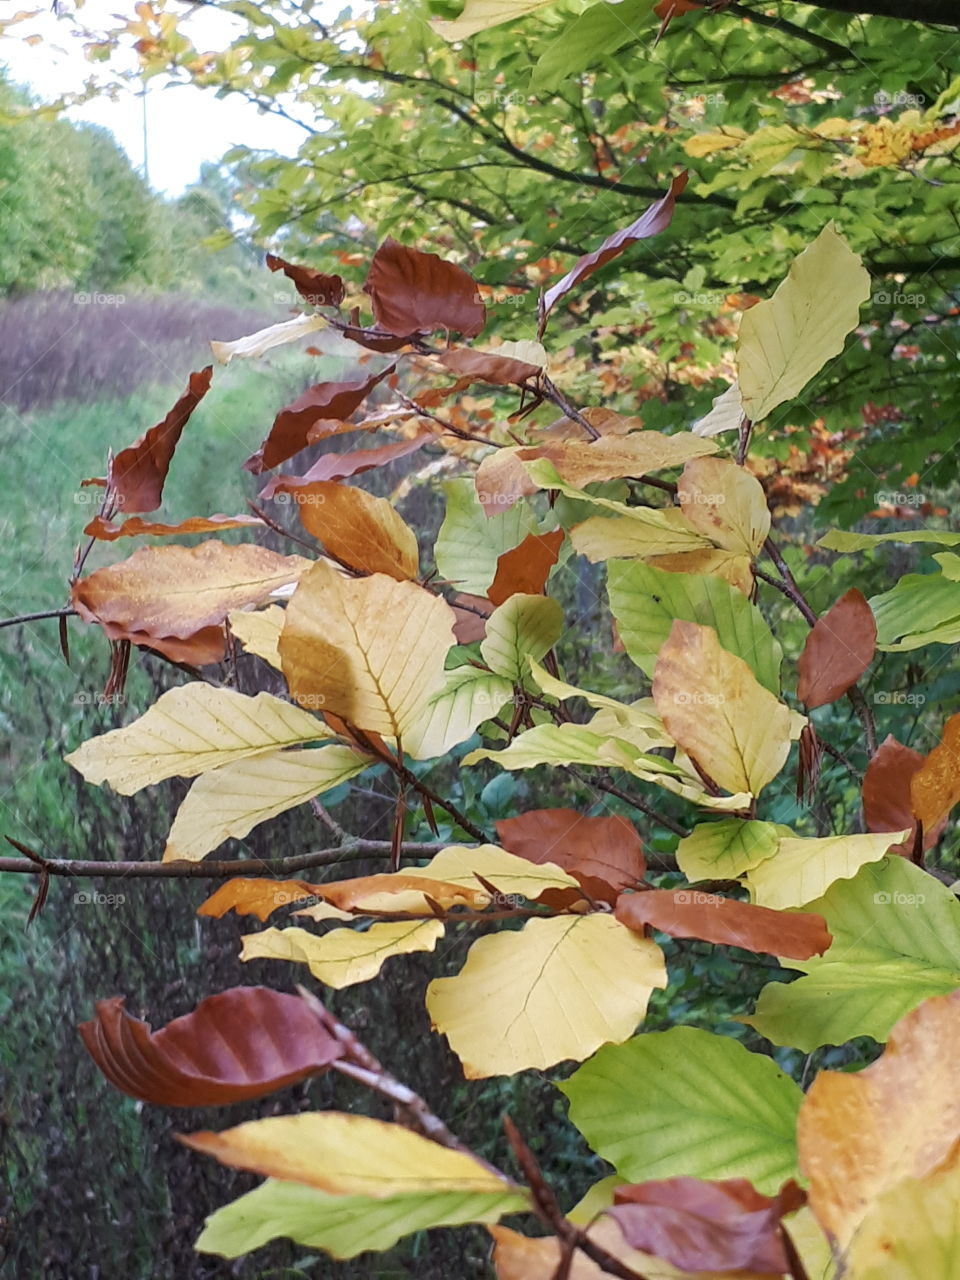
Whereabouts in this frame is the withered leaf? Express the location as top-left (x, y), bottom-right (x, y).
top-left (197, 877), bottom-right (327, 922)
top-left (364, 238), bottom-right (485, 338)
top-left (84, 513), bottom-right (265, 541)
top-left (540, 174), bottom-right (688, 330)
top-left (615, 888), bottom-right (831, 960)
top-left (259, 433), bottom-right (431, 497)
top-left (79, 987), bottom-right (342, 1106)
top-left (437, 346), bottom-right (540, 387)
top-left (862, 734), bottom-right (944, 855)
top-left (102, 367), bottom-right (213, 513)
top-left (488, 530), bottom-right (564, 606)
top-left (266, 253), bottom-right (345, 308)
top-left (911, 711), bottom-right (960, 834)
top-left (797, 588), bottom-right (876, 709)
top-left (244, 365), bottom-right (396, 474)
top-left (496, 808), bottom-right (645, 903)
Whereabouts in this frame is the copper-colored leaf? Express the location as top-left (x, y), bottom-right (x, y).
top-left (797, 589), bottom-right (876, 709)
top-left (437, 346), bottom-right (540, 387)
top-left (862, 735), bottom-right (945, 855)
top-left (608, 1177), bottom-right (804, 1275)
top-left (279, 481), bottom-right (419, 579)
top-left (497, 808), bottom-right (645, 902)
top-left (266, 253), bottom-right (345, 307)
top-left (197, 878), bottom-right (326, 922)
top-left (84, 513), bottom-right (265, 541)
top-left (88, 622), bottom-right (227, 666)
top-left (488, 530), bottom-right (564, 606)
top-left (615, 888), bottom-right (831, 960)
top-left (102, 367), bottom-right (213, 513)
top-left (475, 448), bottom-right (539, 517)
top-left (911, 712), bottom-right (960, 833)
top-left (540, 174), bottom-right (688, 329)
top-left (72, 542), bottom-right (310, 640)
top-left (364, 238), bottom-right (485, 338)
top-left (259, 434), bottom-right (431, 497)
top-left (79, 987), bottom-right (342, 1107)
top-left (452, 592), bottom-right (494, 643)
top-left (244, 365), bottom-right (396, 473)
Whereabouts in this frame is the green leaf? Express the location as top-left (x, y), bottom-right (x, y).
top-left (818, 529), bottom-right (960, 553)
top-left (403, 666), bottom-right (514, 760)
top-left (480, 594), bottom-right (564, 680)
top-left (869, 572), bottom-right (960, 649)
top-left (745, 832), bottom-right (907, 910)
top-left (531, 0), bottom-right (657, 92)
top-left (562, 1026), bottom-right (802, 1194)
top-left (607, 560), bottom-right (782, 694)
top-left (434, 479), bottom-right (536, 596)
top-left (737, 223), bottom-right (870, 422)
top-left (746, 860), bottom-right (960, 1051)
top-left (197, 1180), bottom-right (527, 1260)
top-left (676, 818), bottom-right (782, 882)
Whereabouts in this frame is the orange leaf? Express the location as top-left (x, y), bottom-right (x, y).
top-left (84, 513), bottom-right (264, 541)
top-left (79, 987), bottom-right (342, 1106)
top-left (278, 481), bottom-right (419, 579)
top-left (197, 877), bottom-right (325, 921)
top-left (862, 734), bottom-right (945, 855)
top-left (437, 346), bottom-right (540, 387)
top-left (615, 888), bottom-right (831, 960)
top-left (497, 808), bottom-right (645, 903)
top-left (488, 530), bottom-right (564, 606)
top-left (797, 589), bottom-right (876, 709)
top-left (265, 252), bottom-right (345, 307)
top-left (911, 712), bottom-right (960, 833)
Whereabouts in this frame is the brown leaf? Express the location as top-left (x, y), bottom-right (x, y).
top-left (437, 346), bottom-right (540, 387)
top-left (475, 448), bottom-right (539, 517)
top-left (197, 877), bottom-right (325, 922)
top-left (796, 722), bottom-right (823, 803)
top-left (911, 712), bottom-right (960, 834)
top-left (72, 542), bottom-right (310, 640)
top-left (90, 622), bottom-right (226, 666)
top-left (862, 734), bottom-right (945, 855)
top-left (488, 530), bottom-right (564, 606)
top-left (243, 365), bottom-right (396, 474)
top-left (517, 430), bottom-right (717, 487)
top-left (608, 1177), bottom-right (804, 1275)
top-left (266, 253), bottom-right (345, 307)
top-left (278, 481), bottom-right (419, 579)
top-left (299, 871), bottom-right (489, 912)
top-left (540, 173), bottom-right (688, 330)
top-left (84, 513), bottom-right (265, 541)
top-left (615, 888), bottom-right (831, 960)
top-left (497, 808), bottom-right (645, 903)
top-left (452, 592), bottom-right (494, 643)
top-left (340, 324), bottom-right (411, 353)
top-left (102, 367), bottom-right (213, 513)
top-left (79, 987), bottom-right (342, 1106)
top-left (364, 238), bottom-right (485, 338)
top-left (259, 433), bottom-right (431, 497)
top-left (797, 588), bottom-right (876, 709)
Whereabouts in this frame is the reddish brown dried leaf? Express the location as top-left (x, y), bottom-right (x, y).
top-left (259, 433), bottom-right (431, 498)
top-left (540, 174), bottom-right (688, 329)
top-left (91, 621), bottom-right (226, 666)
top-left (488, 530), bottom-right (564, 606)
top-left (862, 734), bottom-right (944, 855)
top-left (266, 253), bottom-right (345, 308)
top-left (364, 238), bottom-right (485, 338)
top-left (609, 1177), bottom-right (804, 1275)
top-left (84, 513), bottom-right (265, 541)
top-left (797, 588), bottom-right (876, 709)
top-left (340, 324), bottom-right (412, 353)
top-left (796, 721), bottom-right (823, 803)
top-left (452, 593), bottom-right (494, 643)
top-left (654, 0), bottom-right (702, 14)
top-left (615, 888), bottom-right (831, 960)
top-left (497, 807), bottom-right (645, 903)
top-left (278, 481), bottom-right (419, 579)
top-left (437, 347), bottom-right (540, 387)
top-left (197, 877), bottom-right (324, 921)
top-left (911, 712), bottom-right (960, 833)
top-left (475, 449), bottom-right (539, 518)
top-left (79, 987), bottom-right (342, 1107)
top-left (102, 367), bottom-right (213, 513)
top-left (72, 542), bottom-right (309, 640)
top-left (244, 365), bottom-right (396, 474)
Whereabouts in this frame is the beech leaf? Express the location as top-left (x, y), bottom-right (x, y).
top-left (363, 238), bottom-right (485, 337)
top-left (796, 588), bottom-right (876, 709)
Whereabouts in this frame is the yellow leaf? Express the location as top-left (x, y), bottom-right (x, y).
top-left (798, 989), bottom-right (960, 1250)
top-left (403, 666), bottom-right (514, 760)
top-left (65, 686), bottom-right (331, 795)
top-left (408, 843), bottom-right (582, 902)
top-left (228, 604), bottom-right (284, 669)
top-left (652, 620), bottom-right (792, 796)
top-left (431, 0), bottom-right (555, 40)
top-left (737, 223), bottom-right (871, 422)
top-left (677, 457), bottom-right (770, 557)
top-left (162, 746), bottom-right (370, 862)
top-left (570, 513), bottom-right (711, 562)
top-left (842, 1155), bottom-right (960, 1279)
top-left (183, 1111), bottom-right (515, 1196)
top-left (210, 312), bottom-right (327, 364)
top-left (241, 920), bottom-right (445, 988)
top-left (280, 561), bottom-right (454, 737)
top-left (285, 481), bottom-right (419, 580)
top-left (426, 914), bottom-right (667, 1077)
top-left (646, 548), bottom-right (755, 596)
top-left (746, 833), bottom-right (908, 909)
top-left (683, 128), bottom-right (747, 158)
top-left (523, 431), bottom-right (718, 487)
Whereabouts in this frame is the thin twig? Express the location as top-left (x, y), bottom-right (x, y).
top-left (0, 607), bottom-right (77, 631)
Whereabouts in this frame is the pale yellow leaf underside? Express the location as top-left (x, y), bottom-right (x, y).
top-left (241, 920), bottom-right (445, 988)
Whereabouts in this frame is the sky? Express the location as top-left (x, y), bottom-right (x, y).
top-left (0, 0), bottom-right (310, 195)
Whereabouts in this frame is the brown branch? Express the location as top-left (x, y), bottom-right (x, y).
top-left (0, 607), bottom-right (78, 630)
